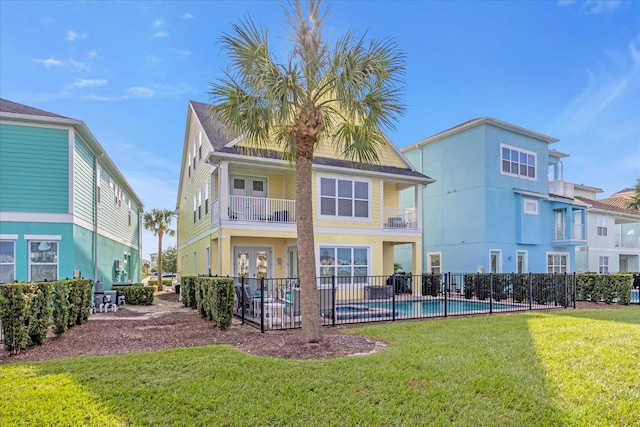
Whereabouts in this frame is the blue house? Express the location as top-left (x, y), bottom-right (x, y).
top-left (401, 117), bottom-right (587, 274)
top-left (0, 99), bottom-right (143, 288)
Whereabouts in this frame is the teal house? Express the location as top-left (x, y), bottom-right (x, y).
top-left (0, 99), bottom-right (143, 288)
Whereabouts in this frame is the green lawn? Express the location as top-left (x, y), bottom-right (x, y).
top-left (1, 308), bottom-right (638, 426)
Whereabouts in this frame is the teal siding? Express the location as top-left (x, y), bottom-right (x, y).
top-left (0, 123), bottom-right (69, 213)
top-left (73, 135), bottom-right (95, 223)
top-left (97, 233), bottom-right (141, 289)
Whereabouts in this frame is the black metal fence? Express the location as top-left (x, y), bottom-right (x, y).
top-left (234, 273), bottom-right (578, 332)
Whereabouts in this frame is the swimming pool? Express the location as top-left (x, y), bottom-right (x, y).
top-left (334, 299), bottom-right (521, 321)
top-left (632, 289), bottom-right (639, 303)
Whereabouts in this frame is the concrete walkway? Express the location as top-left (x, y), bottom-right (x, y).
top-left (89, 291), bottom-right (190, 321)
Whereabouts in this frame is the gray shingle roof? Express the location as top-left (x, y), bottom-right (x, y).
top-left (0, 98), bottom-right (71, 119)
top-left (190, 101), bottom-right (237, 149)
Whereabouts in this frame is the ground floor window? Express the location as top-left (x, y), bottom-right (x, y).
top-left (0, 240), bottom-right (16, 283)
top-left (427, 253), bottom-right (441, 274)
top-left (516, 251), bottom-right (528, 274)
top-left (319, 246), bottom-right (368, 285)
top-left (547, 252), bottom-right (568, 273)
top-left (490, 250), bottom-right (502, 273)
top-left (598, 256), bottom-right (610, 274)
top-left (29, 240), bottom-right (58, 282)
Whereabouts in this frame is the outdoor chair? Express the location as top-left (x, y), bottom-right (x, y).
top-left (283, 287), bottom-right (301, 327)
top-left (235, 284), bottom-right (258, 315)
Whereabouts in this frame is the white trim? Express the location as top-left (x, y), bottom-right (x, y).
top-left (546, 251), bottom-right (570, 273)
top-left (489, 249), bottom-right (502, 273)
top-left (316, 244), bottom-right (372, 285)
top-left (24, 234), bottom-right (62, 241)
top-left (523, 198), bottom-right (538, 215)
top-left (0, 239), bottom-right (16, 283)
top-left (516, 250), bottom-right (528, 273)
top-left (317, 174), bottom-right (372, 221)
top-left (500, 143), bottom-right (537, 181)
top-left (0, 234), bottom-right (18, 240)
top-left (426, 252), bottom-right (442, 274)
top-left (0, 212), bottom-right (73, 223)
top-left (69, 127), bottom-right (75, 215)
top-left (177, 228), bottom-right (215, 251)
top-left (315, 225), bottom-right (421, 236)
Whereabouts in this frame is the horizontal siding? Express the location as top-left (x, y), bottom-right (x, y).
top-left (0, 123), bottom-right (69, 213)
top-left (98, 167), bottom-right (140, 246)
top-left (73, 135), bottom-right (95, 223)
top-left (314, 140), bottom-right (407, 169)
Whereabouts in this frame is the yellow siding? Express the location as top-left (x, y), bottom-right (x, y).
top-left (227, 168), bottom-right (289, 200)
top-left (180, 235), bottom-right (211, 277)
top-left (313, 140), bottom-right (407, 169)
top-left (384, 183), bottom-right (399, 210)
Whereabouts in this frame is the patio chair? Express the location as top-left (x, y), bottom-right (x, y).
top-left (235, 284), bottom-right (257, 315)
top-left (283, 287), bottom-right (301, 327)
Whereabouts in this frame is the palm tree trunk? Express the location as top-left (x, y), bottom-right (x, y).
top-left (157, 232), bottom-right (163, 292)
top-left (296, 155), bottom-right (322, 343)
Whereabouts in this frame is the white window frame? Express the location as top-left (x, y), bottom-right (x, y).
top-left (427, 252), bottom-right (442, 275)
top-left (516, 250), bottom-right (528, 274)
top-left (0, 237), bottom-right (17, 284)
top-left (596, 215), bottom-right (608, 237)
top-left (198, 131), bottom-right (203, 160)
top-left (523, 198), bottom-right (538, 215)
top-left (318, 245), bottom-right (370, 287)
top-left (204, 181), bottom-right (209, 214)
top-left (27, 236), bottom-right (61, 282)
top-left (193, 196), bottom-right (197, 223)
top-left (489, 249), bottom-right (502, 273)
top-left (500, 144), bottom-right (536, 180)
top-left (598, 256), bottom-right (610, 274)
top-left (318, 175), bottom-right (371, 221)
top-left (547, 252), bottom-right (569, 274)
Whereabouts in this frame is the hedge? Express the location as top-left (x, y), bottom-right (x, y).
top-left (147, 278), bottom-right (173, 288)
top-left (576, 273), bottom-right (633, 304)
top-left (112, 285), bottom-right (154, 305)
top-left (461, 273), bottom-right (574, 306)
top-left (0, 279), bottom-right (92, 354)
top-left (186, 276), bottom-right (234, 329)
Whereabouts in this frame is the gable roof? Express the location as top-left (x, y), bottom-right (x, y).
top-left (575, 195), bottom-right (639, 217)
top-left (0, 98), bottom-right (71, 119)
top-left (403, 117), bottom-right (559, 152)
top-left (187, 100), bottom-right (434, 184)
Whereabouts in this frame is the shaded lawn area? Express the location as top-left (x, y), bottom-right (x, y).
top-left (1, 307), bottom-right (638, 426)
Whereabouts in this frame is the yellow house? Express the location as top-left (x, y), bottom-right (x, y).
top-left (176, 101), bottom-right (433, 293)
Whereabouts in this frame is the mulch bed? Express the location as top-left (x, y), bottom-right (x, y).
top-left (0, 294), bottom-right (628, 365)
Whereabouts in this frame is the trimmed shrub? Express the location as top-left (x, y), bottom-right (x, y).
top-left (28, 282), bottom-right (52, 346)
top-left (52, 282), bottom-right (70, 335)
top-left (0, 283), bottom-right (36, 354)
top-left (113, 285), bottom-right (154, 305)
top-left (193, 277), bottom-right (234, 329)
top-left (463, 274), bottom-right (474, 299)
top-left (147, 278), bottom-right (173, 288)
top-left (180, 276), bottom-right (197, 309)
top-left (576, 273), bottom-right (633, 305)
top-left (512, 274), bottom-right (528, 303)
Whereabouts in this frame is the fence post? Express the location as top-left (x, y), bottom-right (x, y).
top-left (528, 272), bottom-right (532, 310)
top-left (331, 274), bottom-right (336, 327)
top-left (444, 273), bottom-right (449, 318)
top-left (489, 273), bottom-right (493, 314)
top-left (564, 272), bottom-right (568, 308)
top-left (553, 273), bottom-right (558, 307)
top-left (241, 276), bottom-right (245, 324)
top-left (260, 276), bottom-right (265, 333)
top-left (573, 272), bottom-right (577, 308)
top-left (392, 274), bottom-right (396, 322)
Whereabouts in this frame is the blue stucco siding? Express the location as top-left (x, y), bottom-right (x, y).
top-left (0, 123), bottom-right (69, 213)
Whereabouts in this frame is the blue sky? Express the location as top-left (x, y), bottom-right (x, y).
top-left (1, 0), bottom-right (639, 260)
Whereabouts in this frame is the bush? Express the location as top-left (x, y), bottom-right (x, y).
top-left (180, 276), bottom-right (197, 309)
top-left (28, 282), bottom-right (52, 346)
top-left (193, 277), bottom-right (234, 329)
top-left (463, 275), bottom-right (474, 299)
top-left (0, 283), bottom-right (36, 354)
top-left (147, 278), bottom-right (173, 288)
top-left (52, 282), bottom-right (70, 335)
top-left (113, 285), bottom-right (154, 305)
top-left (512, 274), bottom-right (528, 303)
top-left (576, 273), bottom-right (633, 305)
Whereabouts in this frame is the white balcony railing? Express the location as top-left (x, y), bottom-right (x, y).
top-left (383, 208), bottom-right (418, 230)
top-left (549, 179), bottom-right (574, 199)
top-left (616, 234), bottom-right (640, 249)
top-left (228, 195), bottom-right (296, 224)
top-left (552, 223), bottom-right (584, 241)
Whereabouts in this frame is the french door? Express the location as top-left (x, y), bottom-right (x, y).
top-left (235, 247), bottom-right (272, 293)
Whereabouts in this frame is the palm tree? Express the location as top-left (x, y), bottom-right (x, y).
top-left (143, 208), bottom-right (176, 291)
top-left (627, 178), bottom-right (640, 213)
top-left (210, 0), bottom-right (406, 343)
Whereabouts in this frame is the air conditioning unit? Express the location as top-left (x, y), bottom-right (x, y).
top-left (114, 260), bottom-right (123, 274)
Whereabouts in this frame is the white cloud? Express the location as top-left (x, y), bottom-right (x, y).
top-left (126, 86), bottom-right (155, 98)
top-left (154, 19), bottom-right (163, 28)
top-left (33, 58), bottom-right (63, 67)
top-left (87, 50), bottom-right (100, 59)
top-left (82, 94), bottom-right (121, 101)
top-left (553, 37), bottom-right (640, 134)
top-left (583, 0), bottom-right (622, 14)
top-left (153, 31), bottom-right (169, 38)
top-left (69, 78), bottom-right (107, 88)
top-left (182, 13), bottom-right (195, 19)
top-left (65, 30), bottom-right (86, 41)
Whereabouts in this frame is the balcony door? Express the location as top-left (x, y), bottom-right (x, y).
top-left (231, 176), bottom-right (267, 220)
top-left (235, 247), bottom-right (271, 293)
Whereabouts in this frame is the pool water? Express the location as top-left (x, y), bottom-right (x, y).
top-left (632, 290), bottom-right (639, 303)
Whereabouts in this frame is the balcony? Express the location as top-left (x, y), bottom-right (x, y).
top-left (213, 196), bottom-right (296, 224)
top-left (549, 179), bottom-right (574, 199)
top-left (552, 223), bottom-right (585, 242)
top-left (616, 234), bottom-right (640, 249)
top-left (383, 208), bottom-right (418, 230)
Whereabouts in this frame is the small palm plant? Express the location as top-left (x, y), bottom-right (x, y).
top-left (143, 209), bottom-right (175, 291)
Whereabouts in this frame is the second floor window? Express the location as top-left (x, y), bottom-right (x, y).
top-left (501, 144), bottom-right (536, 179)
top-left (320, 177), bottom-right (369, 219)
top-left (597, 216), bottom-right (608, 236)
